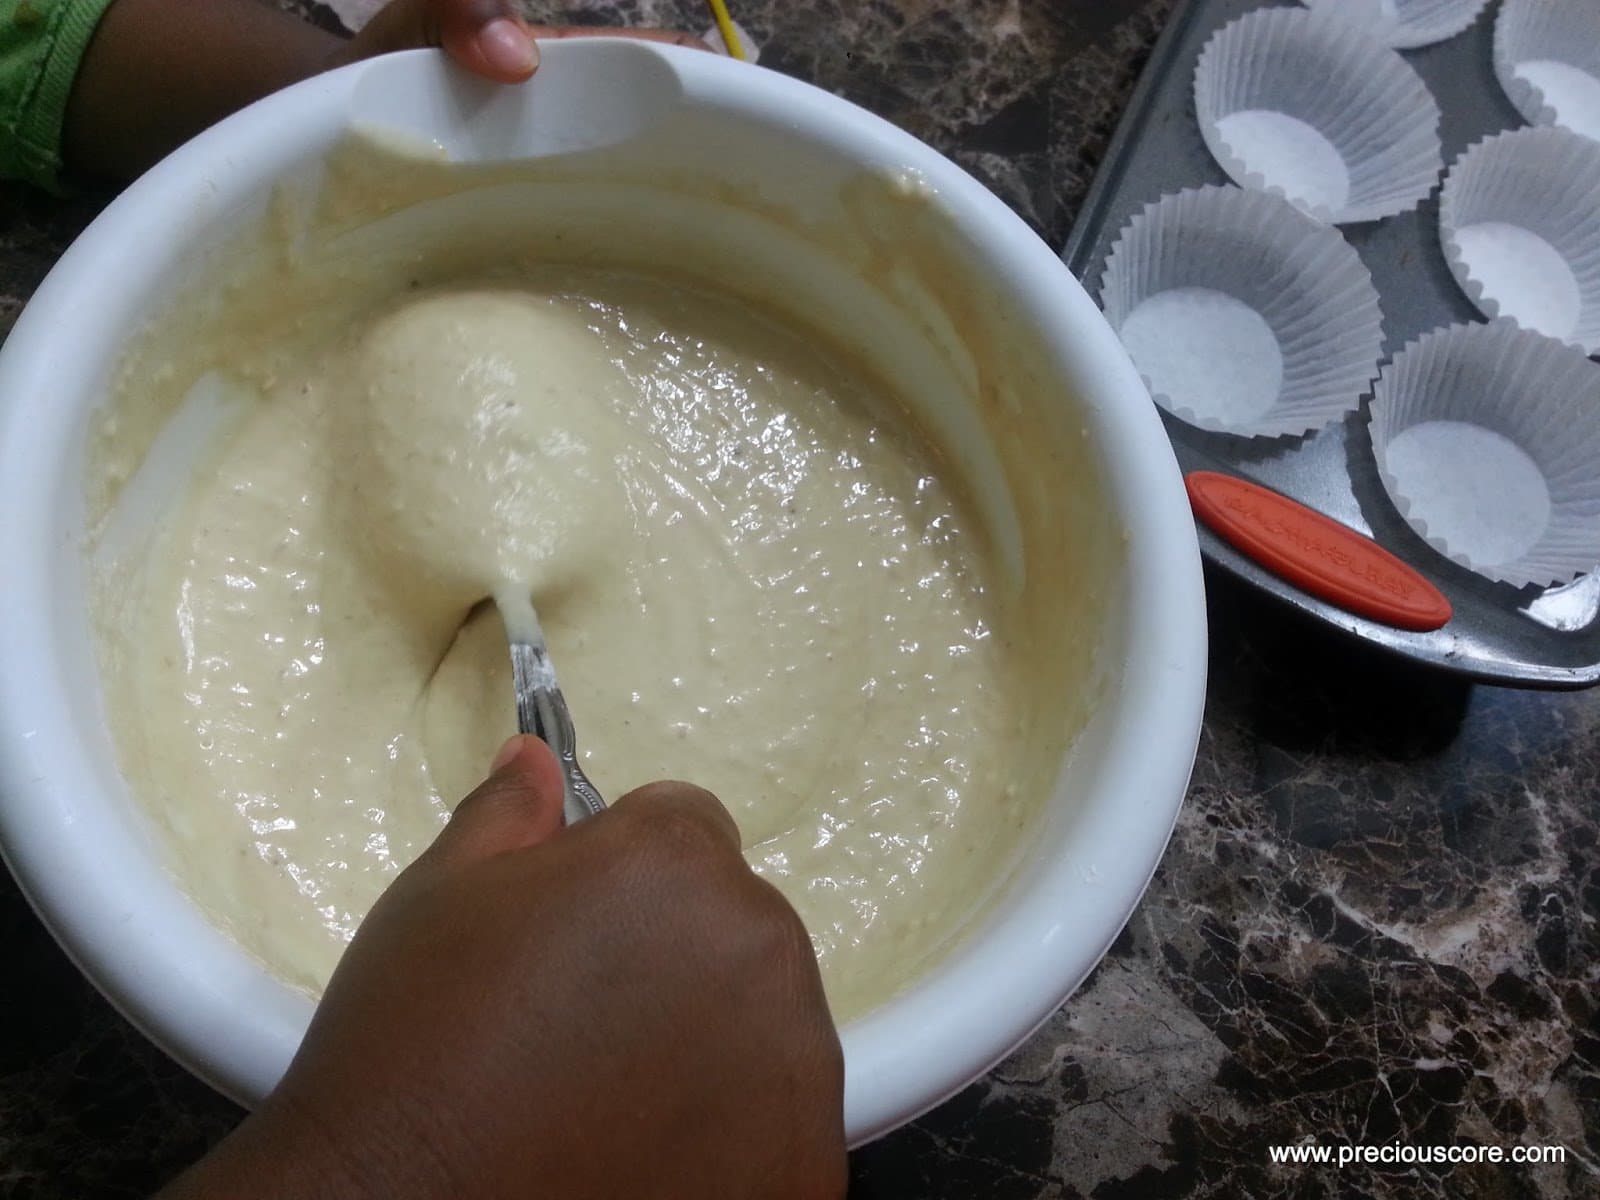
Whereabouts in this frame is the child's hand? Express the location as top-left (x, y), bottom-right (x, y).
top-left (161, 736), bottom-right (848, 1199)
top-left (338, 0), bottom-right (710, 83)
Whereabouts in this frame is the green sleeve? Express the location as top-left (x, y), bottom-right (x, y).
top-left (0, 0), bottom-right (118, 193)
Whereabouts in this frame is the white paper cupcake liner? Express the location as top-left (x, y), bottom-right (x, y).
top-left (1099, 185), bottom-right (1384, 439)
top-left (1494, 0), bottom-right (1600, 143)
top-left (1369, 321), bottom-right (1600, 588)
top-left (1194, 7), bottom-right (1443, 224)
top-left (1300, 0), bottom-right (1490, 51)
top-left (1439, 127), bottom-right (1600, 355)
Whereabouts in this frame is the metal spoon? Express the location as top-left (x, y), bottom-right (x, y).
top-left (495, 587), bottom-right (606, 825)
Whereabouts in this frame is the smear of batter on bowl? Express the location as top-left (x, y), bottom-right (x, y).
top-left (89, 141), bottom-right (1113, 1020)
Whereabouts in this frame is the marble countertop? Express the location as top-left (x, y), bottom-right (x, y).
top-left (3, 2), bottom-right (1597, 1197)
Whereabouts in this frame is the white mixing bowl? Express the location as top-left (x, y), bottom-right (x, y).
top-left (0, 40), bottom-right (1205, 1144)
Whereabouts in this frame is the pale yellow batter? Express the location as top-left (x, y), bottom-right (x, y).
top-left (95, 267), bottom-right (1035, 1018)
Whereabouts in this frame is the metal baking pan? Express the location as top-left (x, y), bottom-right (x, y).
top-left (1061, 0), bottom-right (1600, 688)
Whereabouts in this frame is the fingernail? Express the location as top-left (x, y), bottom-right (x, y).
top-left (491, 734), bottom-right (528, 773)
top-left (478, 18), bottom-right (537, 76)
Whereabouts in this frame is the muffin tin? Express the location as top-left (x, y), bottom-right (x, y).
top-left (1063, 0), bottom-right (1600, 688)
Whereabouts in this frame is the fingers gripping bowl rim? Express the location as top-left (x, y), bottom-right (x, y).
top-left (0, 42), bottom-right (1206, 1145)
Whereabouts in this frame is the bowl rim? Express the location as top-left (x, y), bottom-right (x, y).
top-left (0, 40), bottom-right (1206, 1146)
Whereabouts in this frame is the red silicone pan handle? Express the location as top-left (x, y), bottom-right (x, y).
top-left (1186, 471), bottom-right (1452, 633)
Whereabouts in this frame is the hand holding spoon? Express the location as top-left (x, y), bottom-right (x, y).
top-left (495, 587), bottom-right (606, 825)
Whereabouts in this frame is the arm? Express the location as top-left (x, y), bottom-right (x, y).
top-left (63, 0), bottom-right (346, 181)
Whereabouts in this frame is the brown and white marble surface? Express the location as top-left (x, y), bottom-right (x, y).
top-left (3, 2), bottom-right (1598, 1197)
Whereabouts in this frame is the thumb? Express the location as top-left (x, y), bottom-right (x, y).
top-left (425, 734), bottom-right (566, 866)
top-left (340, 0), bottom-right (539, 82)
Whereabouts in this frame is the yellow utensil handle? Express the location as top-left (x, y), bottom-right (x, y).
top-left (706, 0), bottom-right (746, 60)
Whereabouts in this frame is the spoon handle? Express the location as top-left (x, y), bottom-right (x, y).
top-left (508, 639), bottom-right (607, 825)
